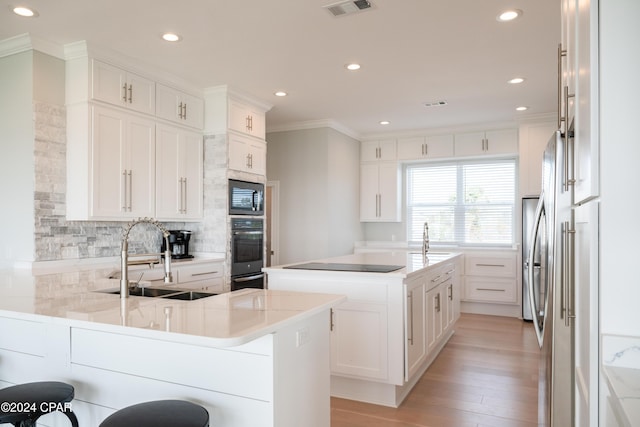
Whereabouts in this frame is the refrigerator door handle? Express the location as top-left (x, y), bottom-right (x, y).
top-left (528, 194), bottom-right (546, 348)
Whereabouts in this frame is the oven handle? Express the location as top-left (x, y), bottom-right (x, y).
top-left (233, 273), bottom-right (265, 282)
top-left (233, 231), bottom-right (263, 236)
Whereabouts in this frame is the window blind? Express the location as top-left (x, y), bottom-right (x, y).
top-left (406, 159), bottom-right (516, 246)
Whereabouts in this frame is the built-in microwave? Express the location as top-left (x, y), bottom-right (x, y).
top-left (229, 179), bottom-right (264, 215)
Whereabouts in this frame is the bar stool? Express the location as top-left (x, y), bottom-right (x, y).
top-left (99, 400), bottom-right (209, 427)
top-left (0, 381), bottom-right (79, 427)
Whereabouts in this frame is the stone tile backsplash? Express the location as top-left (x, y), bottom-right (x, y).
top-left (33, 101), bottom-right (228, 262)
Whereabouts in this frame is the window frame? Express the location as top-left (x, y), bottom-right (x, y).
top-left (405, 157), bottom-right (518, 248)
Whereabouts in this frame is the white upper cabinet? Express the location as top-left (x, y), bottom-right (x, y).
top-left (228, 132), bottom-right (267, 176)
top-left (91, 60), bottom-right (156, 115)
top-left (397, 134), bottom-right (454, 160)
top-left (156, 124), bottom-right (203, 220)
top-left (156, 84), bottom-right (204, 129)
top-left (75, 105), bottom-right (156, 220)
top-left (573, 0), bottom-right (599, 204)
top-left (360, 161), bottom-right (400, 222)
top-left (361, 139), bottom-right (397, 162)
top-left (454, 129), bottom-right (518, 157)
top-left (229, 98), bottom-right (266, 139)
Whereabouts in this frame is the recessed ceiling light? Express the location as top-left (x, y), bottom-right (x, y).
top-left (497, 9), bottom-right (522, 22)
top-left (162, 33), bottom-right (182, 42)
top-left (379, 121), bottom-right (390, 125)
top-left (274, 91), bottom-right (287, 97)
top-left (346, 63), bottom-right (361, 71)
top-left (516, 106), bottom-right (528, 111)
top-left (12, 6), bottom-right (38, 17)
top-left (508, 77), bottom-right (525, 84)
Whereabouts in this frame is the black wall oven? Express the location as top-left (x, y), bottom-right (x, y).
top-left (230, 218), bottom-right (265, 290)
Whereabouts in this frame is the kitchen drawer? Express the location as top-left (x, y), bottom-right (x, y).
top-left (177, 262), bottom-right (224, 284)
top-left (465, 277), bottom-right (517, 303)
top-left (465, 253), bottom-right (516, 277)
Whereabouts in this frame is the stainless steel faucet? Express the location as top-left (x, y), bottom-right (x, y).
top-left (120, 217), bottom-right (173, 298)
top-left (422, 221), bottom-right (430, 258)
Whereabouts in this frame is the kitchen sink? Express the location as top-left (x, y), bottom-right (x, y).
top-left (162, 291), bottom-right (218, 301)
top-left (98, 287), bottom-right (217, 301)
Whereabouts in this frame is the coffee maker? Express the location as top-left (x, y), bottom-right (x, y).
top-left (161, 230), bottom-right (193, 259)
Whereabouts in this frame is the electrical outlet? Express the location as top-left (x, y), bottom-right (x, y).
top-left (296, 327), bottom-right (310, 347)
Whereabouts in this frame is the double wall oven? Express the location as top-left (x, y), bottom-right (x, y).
top-left (229, 179), bottom-right (265, 291)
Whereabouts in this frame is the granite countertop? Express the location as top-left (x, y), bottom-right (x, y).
top-left (263, 251), bottom-right (461, 277)
top-left (0, 265), bottom-right (345, 348)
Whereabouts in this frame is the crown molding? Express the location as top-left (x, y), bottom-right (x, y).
top-left (266, 119), bottom-right (360, 141)
top-left (0, 33), bottom-right (64, 59)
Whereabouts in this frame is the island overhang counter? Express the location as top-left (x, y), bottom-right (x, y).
top-left (263, 251), bottom-right (463, 408)
top-left (0, 267), bottom-right (345, 427)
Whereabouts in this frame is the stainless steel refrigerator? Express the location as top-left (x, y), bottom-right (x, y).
top-left (526, 130), bottom-right (573, 426)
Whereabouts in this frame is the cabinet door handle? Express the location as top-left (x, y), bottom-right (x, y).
top-left (192, 271), bottom-right (218, 277)
top-left (330, 308), bottom-right (335, 331)
top-left (563, 86), bottom-right (576, 192)
top-left (122, 170), bottom-right (128, 211)
top-left (122, 83), bottom-right (128, 102)
top-left (183, 103), bottom-right (187, 120)
top-left (476, 288), bottom-right (505, 292)
top-left (558, 43), bottom-right (567, 129)
top-left (476, 263), bottom-right (505, 268)
top-left (178, 102), bottom-right (184, 119)
top-left (435, 293), bottom-right (441, 312)
top-left (128, 84), bottom-right (133, 103)
top-left (127, 170), bottom-right (132, 211)
top-left (448, 284), bottom-right (453, 300)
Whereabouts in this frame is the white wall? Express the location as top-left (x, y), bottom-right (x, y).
top-left (599, 0), bottom-right (640, 336)
top-left (266, 127), bottom-right (363, 264)
top-left (0, 51), bottom-right (35, 266)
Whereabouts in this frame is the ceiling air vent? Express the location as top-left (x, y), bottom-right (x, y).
top-left (324, 0), bottom-right (372, 17)
top-left (424, 101), bottom-right (448, 108)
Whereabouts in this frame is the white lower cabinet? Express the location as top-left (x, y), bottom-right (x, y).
top-left (331, 301), bottom-right (389, 381)
top-left (404, 278), bottom-right (426, 381)
top-left (156, 124), bottom-right (203, 220)
top-left (462, 251), bottom-right (519, 315)
top-left (175, 261), bottom-right (225, 293)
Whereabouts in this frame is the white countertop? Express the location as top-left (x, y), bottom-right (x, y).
top-left (603, 366), bottom-right (640, 426)
top-left (0, 264), bottom-right (345, 348)
top-left (264, 251), bottom-right (461, 277)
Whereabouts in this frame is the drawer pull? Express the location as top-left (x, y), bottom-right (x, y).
top-left (476, 288), bottom-right (506, 292)
top-left (476, 263), bottom-right (506, 267)
top-left (431, 274), bottom-right (443, 282)
top-left (191, 271), bottom-right (219, 277)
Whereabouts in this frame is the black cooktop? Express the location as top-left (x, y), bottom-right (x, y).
top-left (283, 262), bottom-right (404, 273)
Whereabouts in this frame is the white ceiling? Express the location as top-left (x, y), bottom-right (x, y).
top-left (0, 0), bottom-right (560, 138)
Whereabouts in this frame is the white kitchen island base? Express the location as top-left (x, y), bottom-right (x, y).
top-left (264, 251), bottom-right (462, 408)
top-left (330, 328), bottom-right (454, 407)
top-left (0, 270), bottom-right (344, 427)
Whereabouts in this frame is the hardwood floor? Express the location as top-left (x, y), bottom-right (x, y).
top-left (331, 313), bottom-right (540, 427)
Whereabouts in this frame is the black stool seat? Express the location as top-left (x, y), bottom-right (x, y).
top-left (99, 400), bottom-right (209, 427)
top-left (0, 381), bottom-right (79, 427)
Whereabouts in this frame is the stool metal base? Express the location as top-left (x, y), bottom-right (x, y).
top-left (0, 381), bottom-right (79, 427)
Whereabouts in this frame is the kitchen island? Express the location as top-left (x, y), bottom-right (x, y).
top-left (264, 251), bottom-right (462, 407)
top-left (0, 265), bottom-right (345, 427)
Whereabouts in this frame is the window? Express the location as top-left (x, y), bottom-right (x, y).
top-left (406, 159), bottom-right (516, 247)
